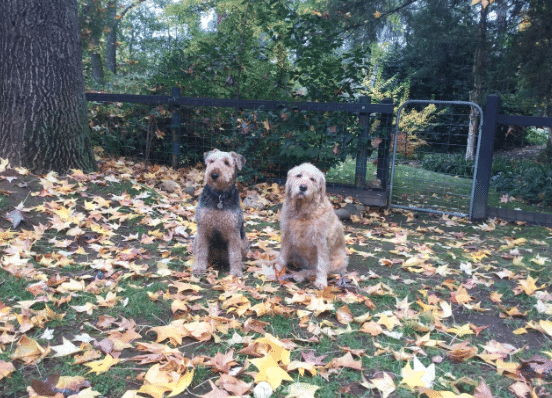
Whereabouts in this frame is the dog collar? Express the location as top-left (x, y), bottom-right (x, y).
top-left (217, 195), bottom-right (224, 209)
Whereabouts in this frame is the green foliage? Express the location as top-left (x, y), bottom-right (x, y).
top-left (152, 0), bottom-right (362, 102)
top-left (421, 154), bottom-right (552, 206)
top-left (491, 160), bottom-right (552, 206)
top-left (421, 153), bottom-right (476, 178)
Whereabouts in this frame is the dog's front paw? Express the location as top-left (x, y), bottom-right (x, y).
top-left (230, 267), bottom-right (243, 278)
top-left (191, 263), bottom-right (207, 275)
top-left (313, 278), bottom-right (328, 290)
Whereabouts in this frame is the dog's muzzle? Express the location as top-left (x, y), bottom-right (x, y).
top-left (299, 184), bottom-right (307, 192)
top-left (210, 172), bottom-right (219, 180)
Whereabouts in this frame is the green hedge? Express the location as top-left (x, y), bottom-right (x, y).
top-left (421, 153), bottom-right (552, 206)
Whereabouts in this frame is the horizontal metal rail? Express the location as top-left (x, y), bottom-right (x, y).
top-left (497, 114), bottom-right (552, 128)
top-left (85, 92), bottom-right (394, 114)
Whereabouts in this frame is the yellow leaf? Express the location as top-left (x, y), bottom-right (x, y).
top-left (287, 361), bottom-right (317, 377)
top-left (167, 369), bottom-right (194, 397)
top-left (84, 354), bottom-right (120, 375)
top-left (251, 355), bottom-right (293, 389)
top-left (138, 384), bottom-right (172, 398)
top-left (11, 335), bottom-right (50, 365)
top-left (496, 359), bottom-right (519, 376)
top-left (446, 324), bottom-right (474, 337)
top-left (538, 320), bottom-right (552, 336)
top-left (365, 372), bottom-right (396, 398)
top-left (400, 362), bottom-right (426, 389)
top-left (254, 334), bottom-right (291, 365)
top-left (517, 276), bottom-right (544, 295)
top-left (286, 382), bottom-right (320, 398)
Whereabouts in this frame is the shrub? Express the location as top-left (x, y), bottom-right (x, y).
top-left (491, 161), bottom-right (552, 206)
top-left (421, 153), bottom-right (475, 178)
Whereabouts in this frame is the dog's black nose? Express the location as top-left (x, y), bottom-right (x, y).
top-left (299, 184), bottom-right (307, 192)
top-left (211, 172), bottom-right (219, 180)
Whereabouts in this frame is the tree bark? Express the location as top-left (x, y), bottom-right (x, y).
top-left (105, 0), bottom-right (118, 75)
top-left (90, 37), bottom-right (105, 84)
top-left (0, 0), bottom-right (97, 174)
top-left (466, 3), bottom-right (488, 161)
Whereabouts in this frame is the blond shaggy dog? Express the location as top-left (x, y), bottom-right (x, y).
top-left (276, 163), bottom-right (348, 289)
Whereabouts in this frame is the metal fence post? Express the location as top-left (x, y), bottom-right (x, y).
top-left (376, 98), bottom-right (394, 190)
top-left (170, 86), bottom-right (181, 169)
top-left (470, 94), bottom-right (500, 220)
top-left (355, 96), bottom-right (371, 188)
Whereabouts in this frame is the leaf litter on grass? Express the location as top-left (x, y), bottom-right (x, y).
top-left (1, 153), bottom-right (552, 398)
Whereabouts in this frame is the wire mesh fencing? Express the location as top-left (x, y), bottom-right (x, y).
top-left (389, 100), bottom-right (483, 217)
top-left (86, 92), bottom-right (395, 192)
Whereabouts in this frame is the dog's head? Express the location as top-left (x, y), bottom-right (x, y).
top-left (285, 163), bottom-right (326, 205)
top-left (203, 148), bottom-right (246, 192)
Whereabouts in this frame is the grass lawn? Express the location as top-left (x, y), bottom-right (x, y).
top-left (1, 153), bottom-right (552, 398)
top-left (327, 156), bottom-right (552, 217)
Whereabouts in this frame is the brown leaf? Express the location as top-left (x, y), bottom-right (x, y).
top-left (201, 380), bottom-right (229, 398)
top-left (327, 352), bottom-right (362, 371)
top-left (336, 305), bottom-right (353, 325)
top-left (216, 374), bottom-right (252, 396)
top-left (447, 340), bottom-right (477, 363)
top-left (31, 373), bottom-right (59, 396)
top-left (205, 350), bottom-right (239, 374)
top-left (473, 377), bottom-right (494, 398)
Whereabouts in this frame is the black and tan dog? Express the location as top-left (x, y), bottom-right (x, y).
top-left (192, 149), bottom-right (249, 277)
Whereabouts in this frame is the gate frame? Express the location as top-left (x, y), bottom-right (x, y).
top-left (388, 100), bottom-right (484, 219)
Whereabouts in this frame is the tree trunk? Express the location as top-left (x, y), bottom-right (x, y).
top-left (90, 37), bottom-right (105, 84)
top-left (466, 3), bottom-right (488, 161)
top-left (0, 0), bottom-right (97, 174)
top-left (105, 0), bottom-right (118, 75)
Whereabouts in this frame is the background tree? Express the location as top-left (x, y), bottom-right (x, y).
top-left (0, 0), bottom-right (96, 174)
top-left (79, 0), bottom-right (145, 85)
top-left (513, 0), bottom-right (552, 159)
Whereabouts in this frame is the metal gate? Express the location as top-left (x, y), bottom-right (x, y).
top-left (389, 100), bottom-right (484, 218)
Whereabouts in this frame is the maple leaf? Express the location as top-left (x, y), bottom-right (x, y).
top-left (336, 305), bottom-right (353, 325)
top-left (51, 337), bottom-right (82, 357)
top-left (201, 380), bottom-right (230, 398)
top-left (301, 351), bottom-right (327, 366)
top-left (326, 352), bottom-right (362, 371)
top-left (447, 340), bottom-right (477, 363)
top-left (287, 361), bottom-right (317, 376)
top-left (251, 355), bottom-right (293, 389)
top-left (508, 381), bottom-right (537, 398)
top-left (216, 374), bottom-right (252, 396)
top-left (400, 357), bottom-right (435, 390)
top-left (84, 354), bottom-right (120, 375)
top-left (361, 372), bottom-right (396, 398)
top-left (515, 276), bottom-right (545, 296)
top-left (254, 334), bottom-right (291, 365)
top-left (11, 335), bottom-right (50, 365)
top-left (205, 349), bottom-right (239, 373)
top-left (286, 382), bottom-right (320, 398)
top-left (473, 377), bottom-right (493, 398)
top-left (360, 321), bottom-right (384, 336)
top-left (0, 360), bottom-right (16, 380)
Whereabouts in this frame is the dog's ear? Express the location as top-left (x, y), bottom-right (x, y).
top-left (318, 172), bottom-right (327, 199)
top-left (204, 148), bottom-right (219, 163)
top-left (230, 152), bottom-right (246, 170)
top-left (285, 167), bottom-right (296, 196)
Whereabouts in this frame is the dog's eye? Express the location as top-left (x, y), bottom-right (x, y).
top-left (310, 177), bottom-right (316, 182)
top-left (296, 174), bottom-right (302, 178)
top-left (224, 160), bottom-right (230, 166)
